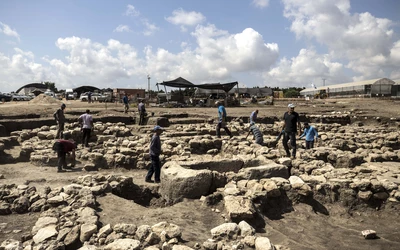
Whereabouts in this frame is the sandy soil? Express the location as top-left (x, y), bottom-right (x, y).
top-left (1, 98), bottom-right (400, 249)
top-left (1, 97), bottom-right (400, 120)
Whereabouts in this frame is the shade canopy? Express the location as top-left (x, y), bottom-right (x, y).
top-left (158, 77), bottom-right (238, 92)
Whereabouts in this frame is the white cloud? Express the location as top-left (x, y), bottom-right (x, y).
top-left (0, 22), bottom-right (20, 41)
top-left (252, 0), bottom-right (270, 9)
top-left (124, 4), bottom-right (140, 17)
top-left (142, 20), bottom-right (159, 36)
top-left (143, 25), bottom-right (279, 82)
top-left (113, 25), bottom-right (132, 33)
top-left (282, 0), bottom-right (398, 81)
top-left (0, 25), bottom-right (278, 92)
top-left (263, 48), bottom-right (348, 87)
top-left (122, 5), bottom-right (159, 36)
top-left (166, 9), bottom-right (205, 31)
top-left (0, 48), bottom-right (49, 92)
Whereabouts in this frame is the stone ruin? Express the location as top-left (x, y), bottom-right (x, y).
top-left (0, 112), bottom-right (400, 249)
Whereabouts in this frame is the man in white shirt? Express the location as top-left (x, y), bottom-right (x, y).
top-left (78, 109), bottom-right (93, 147)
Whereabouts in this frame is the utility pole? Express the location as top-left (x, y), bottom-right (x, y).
top-left (147, 74), bottom-right (151, 99)
top-left (322, 78), bottom-right (326, 86)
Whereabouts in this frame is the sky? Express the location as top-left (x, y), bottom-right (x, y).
top-left (0, 0), bottom-right (400, 93)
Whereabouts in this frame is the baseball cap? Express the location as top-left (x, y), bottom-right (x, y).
top-left (288, 103), bottom-right (295, 108)
top-left (153, 125), bottom-right (164, 131)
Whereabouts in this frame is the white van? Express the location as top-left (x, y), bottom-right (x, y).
top-left (65, 89), bottom-right (75, 100)
top-left (44, 90), bottom-right (56, 98)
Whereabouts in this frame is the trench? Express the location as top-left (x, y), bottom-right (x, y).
top-left (109, 180), bottom-right (166, 208)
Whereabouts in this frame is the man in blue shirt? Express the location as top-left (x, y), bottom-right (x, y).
top-left (299, 122), bottom-right (318, 149)
top-left (250, 110), bottom-right (258, 124)
top-left (122, 94), bottom-right (129, 113)
top-left (216, 101), bottom-right (233, 138)
top-left (246, 122), bottom-right (263, 145)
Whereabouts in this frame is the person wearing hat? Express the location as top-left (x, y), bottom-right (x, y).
top-left (54, 103), bottom-right (66, 139)
top-left (299, 122), bottom-right (318, 149)
top-left (215, 101), bottom-right (233, 138)
top-left (52, 134), bottom-right (77, 173)
top-left (78, 109), bottom-right (93, 147)
top-left (145, 125), bottom-right (164, 183)
top-left (281, 103), bottom-right (301, 158)
top-left (246, 122), bottom-right (263, 145)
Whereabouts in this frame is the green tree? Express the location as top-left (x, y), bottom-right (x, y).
top-left (43, 82), bottom-right (58, 92)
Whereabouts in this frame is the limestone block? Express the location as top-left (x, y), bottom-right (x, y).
top-left (238, 163), bottom-right (288, 180)
top-left (210, 223), bottom-right (239, 239)
top-left (104, 239), bottom-right (141, 250)
top-left (224, 195), bottom-right (255, 220)
top-left (238, 221), bottom-right (255, 236)
top-left (160, 162), bottom-right (213, 202)
top-left (80, 223), bottom-right (98, 242)
top-left (33, 225), bottom-right (58, 244)
top-left (255, 237), bottom-right (274, 250)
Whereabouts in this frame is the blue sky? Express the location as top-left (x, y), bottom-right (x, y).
top-left (1, 0), bottom-right (400, 93)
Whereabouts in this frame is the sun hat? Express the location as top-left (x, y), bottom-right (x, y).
top-left (153, 125), bottom-right (164, 131)
top-left (288, 103), bottom-right (295, 108)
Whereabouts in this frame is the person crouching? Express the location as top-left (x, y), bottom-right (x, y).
top-left (52, 135), bottom-right (77, 173)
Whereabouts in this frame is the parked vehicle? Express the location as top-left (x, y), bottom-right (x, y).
top-left (44, 90), bottom-right (56, 98)
top-left (0, 93), bottom-right (12, 102)
top-left (18, 94), bottom-right (32, 101)
top-left (65, 89), bottom-right (77, 100)
top-left (11, 93), bottom-right (23, 101)
top-left (80, 92), bottom-right (108, 102)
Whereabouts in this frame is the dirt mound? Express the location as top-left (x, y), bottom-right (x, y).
top-left (29, 94), bottom-right (62, 104)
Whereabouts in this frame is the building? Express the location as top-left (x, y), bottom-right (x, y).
top-left (16, 83), bottom-right (48, 95)
top-left (300, 78), bottom-right (396, 98)
top-left (391, 79), bottom-right (400, 98)
top-left (113, 88), bottom-right (146, 102)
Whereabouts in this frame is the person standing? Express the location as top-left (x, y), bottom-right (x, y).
top-left (52, 136), bottom-right (77, 173)
top-left (123, 94), bottom-right (129, 113)
top-left (87, 92), bottom-right (92, 103)
top-left (250, 109), bottom-right (259, 124)
top-left (54, 103), bottom-right (66, 139)
top-left (216, 101), bottom-right (233, 138)
top-left (145, 125), bottom-right (164, 183)
top-left (138, 99), bottom-right (146, 125)
top-left (299, 122), bottom-right (318, 149)
top-left (246, 122), bottom-right (263, 145)
top-left (78, 109), bottom-right (93, 147)
top-left (281, 103), bottom-right (301, 159)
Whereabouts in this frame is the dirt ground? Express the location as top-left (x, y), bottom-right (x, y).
top-left (0, 97), bottom-right (400, 120)
top-left (1, 98), bottom-right (400, 249)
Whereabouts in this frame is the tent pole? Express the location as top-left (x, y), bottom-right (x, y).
top-left (156, 83), bottom-right (160, 104)
top-left (237, 83), bottom-right (240, 106)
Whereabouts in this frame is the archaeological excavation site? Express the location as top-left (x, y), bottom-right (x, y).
top-left (0, 97), bottom-right (399, 250)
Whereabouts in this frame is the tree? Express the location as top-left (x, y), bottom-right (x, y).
top-left (43, 82), bottom-right (58, 92)
top-left (283, 88), bottom-right (299, 98)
